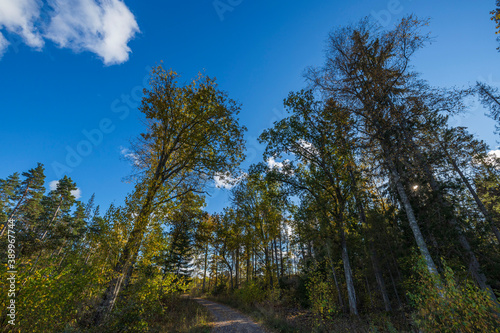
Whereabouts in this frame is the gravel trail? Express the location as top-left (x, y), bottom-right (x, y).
top-left (192, 297), bottom-right (266, 333)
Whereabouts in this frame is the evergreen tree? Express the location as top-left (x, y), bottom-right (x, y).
top-left (164, 223), bottom-right (194, 279)
top-left (476, 82), bottom-right (500, 134)
top-left (0, 172), bottom-right (21, 233)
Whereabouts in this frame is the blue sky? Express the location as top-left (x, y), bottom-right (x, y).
top-left (0, 0), bottom-right (499, 214)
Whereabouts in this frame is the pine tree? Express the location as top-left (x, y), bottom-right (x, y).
top-left (1, 163), bottom-right (45, 238)
top-left (164, 223), bottom-right (194, 279)
top-left (476, 82), bottom-right (500, 134)
top-left (0, 172), bottom-right (21, 232)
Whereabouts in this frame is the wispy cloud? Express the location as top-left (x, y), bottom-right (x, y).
top-left (0, 33), bottom-right (8, 56)
top-left (0, 0), bottom-right (139, 65)
top-left (120, 146), bottom-right (140, 166)
top-left (489, 149), bottom-right (500, 159)
top-left (214, 172), bottom-right (246, 189)
top-left (267, 157), bottom-right (294, 175)
top-left (297, 139), bottom-right (318, 156)
top-left (49, 180), bottom-right (82, 199)
top-left (46, 0), bottom-right (139, 65)
top-left (267, 156), bottom-right (284, 170)
top-left (0, 0), bottom-right (44, 49)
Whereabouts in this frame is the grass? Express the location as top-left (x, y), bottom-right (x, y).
top-left (75, 295), bottom-right (213, 333)
top-left (160, 296), bottom-right (213, 333)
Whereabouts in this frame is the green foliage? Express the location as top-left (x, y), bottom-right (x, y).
top-left (3, 15), bottom-right (500, 333)
top-left (106, 272), bottom-right (187, 332)
top-left (408, 258), bottom-right (500, 333)
top-left (492, 1), bottom-right (500, 50)
top-left (104, 270), bottom-right (210, 333)
top-left (234, 280), bottom-right (266, 304)
top-left (306, 270), bottom-right (339, 320)
top-left (476, 82), bottom-right (500, 133)
top-left (0, 259), bottom-right (110, 332)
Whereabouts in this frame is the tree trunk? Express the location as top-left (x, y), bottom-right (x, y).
top-left (265, 244), bottom-right (273, 288)
top-left (40, 198), bottom-right (63, 241)
top-left (349, 167), bottom-right (392, 312)
top-left (408, 138), bottom-right (498, 301)
top-left (385, 154), bottom-right (439, 277)
top-left (365, 274), bottom-right (373, 308)
top-left (274, 238), bottom-right (280, 280)
top-left (235, 248), bottom-right (239, 288)
top-left (279, 228), bottom-right (284, 277)
top-left (341, 228), bottom-right (358, 316)
top-left (326, 241), bottom-right (345, 312)
top-left (387, 264), bottom-right (403, 309)
top-left (92, 185), bottom-right (156, 326)
top-left (202, 243), bottom-right (208, 293)
top-left (246, 243), bottom-right (250, 283)
top-left (370, 245), bottom-right (392, 311)
top-left (214, 260), bottom-right (218, 291)
top-left (0, 185), bottom-right (30, 237)
top-left (253, 246), bottom-right (256, 280)
top-left (447, 152), bottom-right (500, 244)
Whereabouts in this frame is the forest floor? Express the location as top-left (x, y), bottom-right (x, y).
top-left (188, 296), bottom-right (268, 333)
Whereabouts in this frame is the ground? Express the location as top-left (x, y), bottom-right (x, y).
top-left (191, 297), bottom-right (267, 333)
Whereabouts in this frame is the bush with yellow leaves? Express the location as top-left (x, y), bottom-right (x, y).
top-left (408, 258), bottom-right (500, 333)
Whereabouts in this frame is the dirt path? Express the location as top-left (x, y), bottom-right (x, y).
top-left (192, 297), bottom-right (266, 333)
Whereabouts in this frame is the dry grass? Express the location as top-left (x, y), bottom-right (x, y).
top-left (160, 297), bottom-right (213, 333)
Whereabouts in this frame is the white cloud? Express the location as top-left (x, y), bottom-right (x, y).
top-left (267, 157), bottom-right (294, 175)
top-left (49, 180), bottom-right (82, 199)
top-left (485, 149), bottom-right (500, 169)
top-left (0, 0), bottom-right (139, 65)
top-left (120, 146), bottom-right (140, 166)
top-left (267, 157), bottom-right (284, 170)
top-left (45, 0), bottom-right (139, 65)
top-left (49, 180), bottom-right (58, 191)
top-left (489, 150), bottom-right (500, 159)
top-left (0, 0), bottom-right (44, 51)
top-left (71, 188), bottom-right (82, 200)
top-left (0, 33), bottom-right (8, 57)
top-left (214, 172), bottom-right (246, 189)
top-left (298, 139), bottom-right (319, 156)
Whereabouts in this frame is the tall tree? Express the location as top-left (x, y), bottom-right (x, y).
top-left (492, 0), bottom-right (500, 51)
top-left (0, 172), bottom-right (21, 234)
top-left (1, 163), bottom-right (45, 237)
top-left (93, 65), bottom-right (246, 325)
top-left (306, 16), bottom-right (444, 277)
top-left (476, 82), bottom-right (500, 134)
top-left (259, 91), bottom-right (362, 315)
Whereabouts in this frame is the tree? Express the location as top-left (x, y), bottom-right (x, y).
top-left (93, 64), bottom-right (246, 325)
top-left (259, 90), bottom-right (362, 315)
top-left (27, 175), bottom-right (77, 272)
top-left (476, 82), bottom-right (500, 134)
top-left (161, 194), bottom-right (203, 281)
top-left (306, 16), bottom-right (444, 278)
top-left (0, 172), bottom-right (21, 234)
top-left (231, 170), bottom-right (287, 290)
top-left (1, 163), bottom-right (45, 237)
top-left (492, 1), bottom-right (500, 51)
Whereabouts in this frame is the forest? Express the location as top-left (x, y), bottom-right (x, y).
top-left (2, 11), bottom-right (500, 333)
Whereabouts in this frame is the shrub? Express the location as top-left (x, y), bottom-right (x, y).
top-left (0, 259), bottom-right (109, 332)
top-left (408, 258), bottom-right (500, 333)
top-left (306, 270), bottom-right (339, 320)
top-left (105, 271), bottom-right (189, 332)
top-left (234, 280), bottom-right (266, 305)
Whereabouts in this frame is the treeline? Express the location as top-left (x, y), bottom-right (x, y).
top-left (1, 15), bottom-right (500, 333)
top-left (188, 16), bottom-right (500, 331)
